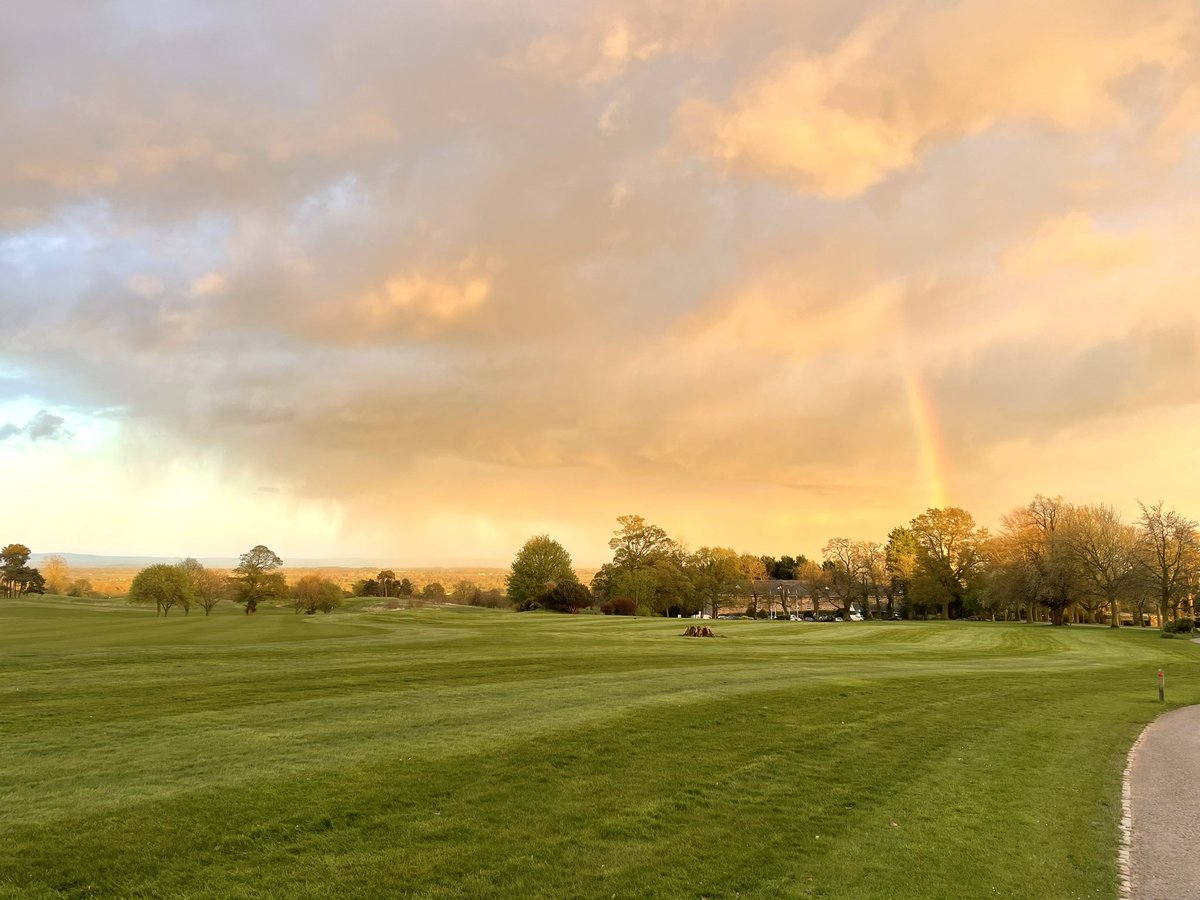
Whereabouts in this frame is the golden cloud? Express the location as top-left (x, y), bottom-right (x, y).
top-left (1001, 212), bottom-right (1150, 275)
top-left (678, 0), bottom-right (1196, 195)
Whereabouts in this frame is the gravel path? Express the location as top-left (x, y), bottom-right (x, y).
top-left (1127, 705), bottom-right (1200, 899)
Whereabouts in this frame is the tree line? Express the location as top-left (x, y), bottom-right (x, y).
top-left (505, 498), bottom-right (1200, 629)
top-left (125, 545), bottom-right (346, 616)
top-left (11, 493), bottom-right (1197, 630)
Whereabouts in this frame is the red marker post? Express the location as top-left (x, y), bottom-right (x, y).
top-left (1158, 669), bottom-right (1165, 703)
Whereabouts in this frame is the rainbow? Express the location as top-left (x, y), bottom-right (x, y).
top-left (898, 352), bottom-right (950, 509)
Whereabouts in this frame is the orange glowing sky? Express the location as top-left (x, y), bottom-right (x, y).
top-left (3, 0), bottom-right (1199, 564)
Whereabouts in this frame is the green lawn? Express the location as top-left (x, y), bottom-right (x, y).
top-left (1, 597), bottom-right (1196, 898)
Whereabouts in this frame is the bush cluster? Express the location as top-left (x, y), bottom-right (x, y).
top-left (600, 596), bottom-right (636, 616)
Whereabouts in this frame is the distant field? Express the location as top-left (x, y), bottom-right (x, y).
top-left (1, 597), bottom-right (1195, 898)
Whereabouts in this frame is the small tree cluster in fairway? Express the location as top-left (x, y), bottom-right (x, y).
top-left (128, 558), bottom-right (231, 616)
top-left (291, 574), bottom-right (344, 615)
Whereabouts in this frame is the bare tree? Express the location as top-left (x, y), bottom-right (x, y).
top-left (822, 538), bottom-right (863, 620)
top-left (1065, 504), bottom-right (1138, 628)
top-left (1137, 501), bottom-right (1199, 629)
top-left (991, 496), bottom-right (1076, 625)
top-left (856, 542), bottom-right (886, 618)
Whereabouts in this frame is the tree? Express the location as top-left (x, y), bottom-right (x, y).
top-left (10, 567), bottom-right (45, 596)
top-left (422, 581), bottom-right (446, 600)
top-left (1, 544), bottom-right (32, 598)
top-left (354, 578), bottom-right (381, 597)
top-left (1065, 504), bottom-right (1138, 628)
top-left (377, 570), bottom-right (397, 598)
top-left (507, 535), bottom-right (579, 611)
top-left (855, 542), bottom-right (885, 618)
top-left (908, 508), bottom-right (985, 619)
top-left (472, 588), bottom-right (508, 608)
top-left (41, 555), bottom-right (70, 595)
top-left (885, 527), bottom-right (918, 617)
top-left (128, 563), bottom-right (194, 616)
top-left (792, 559), bottom-right (827, 615)
top-left (177, 558), bottom-right (228, 616)
top-left (822, 538), bottom-right (863, 620)
top-left (1138, 501), bottom-right (1199, 629)
top-left (590, 516), bottom-right (683, 616)
top-left (990, 496), bottom-right (1076, 625)
top-left (291, 574), bottom-right (344, 615)
top-left (644, 556), bottom-right (700, 617)
top-left (67, 578), bottom-right (93, 599)
top-left (608, 515), bottom-right (677, 569)
top-left (537, 581), bottom-right (592, 613)
top-left (397, 578), bottom-right (414, 597)
top-left (740, 553), bottom-right (769, 615)
top-left (232, 544), bottom-right (285, 615)
top-left (451, 580), bottom-right (481, 604)
top-left (687, 547), bottom-right (743, 619)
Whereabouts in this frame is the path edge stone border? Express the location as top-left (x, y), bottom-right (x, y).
top-left (1120, 719), bottom-right (1155, 900)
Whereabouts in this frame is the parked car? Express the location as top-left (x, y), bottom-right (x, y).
top-left (849, 612), bottom-right (864, 622)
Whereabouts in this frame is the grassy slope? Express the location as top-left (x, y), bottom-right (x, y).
top-left (1, 597), bottom-right (1196, 899)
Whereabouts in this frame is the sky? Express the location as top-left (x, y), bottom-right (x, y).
top-left (3, 0), bottom-right (1199, 565)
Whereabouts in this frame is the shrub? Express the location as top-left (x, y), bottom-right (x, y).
top-left (537, 581), bottom-right (592, 613)
top-left (601, 596), bottom-right (636, 616)
top-left (1166, 617), bottom-right (1195, 634)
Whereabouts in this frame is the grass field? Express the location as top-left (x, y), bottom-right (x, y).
top-left (2, 597), bottom-right (1197, 898)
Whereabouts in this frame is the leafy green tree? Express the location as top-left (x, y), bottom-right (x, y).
top-left (885, 527), bottom-right (918, 616)
top-left (233, 545), bottom-right (285, 615)
top-left (609, 556), bottom-right (696, 617)
top-left (507, 535), bottom-right (579, 611)
top-left (128, 563), bottom-right (194, 616)
top-left (590, 516), bottom-right (681, 614)
top-left (397, 578), bottom-right (414, 597)
top-left (291, 574), bottom-right (344, 615)
top-left (354, 578), bottom-right (381, 597)
top-left (687, 547), bottom-right (743, 618)
top-left (11, 567), bottom-right (45, 596)
top-left (422, 581), bottom-right (446, 600)
top-left (2, 544), bottom-right (32, 598)
top-left (608, 515), bottom-right (676, 569)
